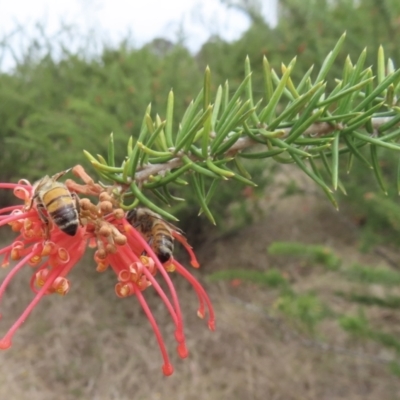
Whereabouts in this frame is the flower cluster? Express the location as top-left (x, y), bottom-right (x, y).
top-left (0, 166), bottom-right (215, 376)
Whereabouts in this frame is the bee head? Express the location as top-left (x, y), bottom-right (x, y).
top-left (126, 208), bottom-right (138, 223)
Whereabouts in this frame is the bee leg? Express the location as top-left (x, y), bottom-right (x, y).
top-left (36, 204), bottom-right (51, 239)
top-left (26, 193), bottom-right (38, 211)
top-left (71, 192), bottom-right (82, 226)
top-left (141, 237), bottom-right (153, 258)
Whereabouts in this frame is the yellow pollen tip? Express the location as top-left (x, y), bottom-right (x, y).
top-left (10, 221), bottom-right (23, 232)
top-left (10, 249), bottom-right (21, 260)
top-left (36, 278), bottom-right (45, 287)
top-left (57, 248), bottom-right (69, 262)
top-left (118, 284), bottom-right (131, 297)
top-left (96, 262), bottom-right (108, 272)
top-left (53, 278), bottom-right (70, 295)
top-left (165, 263), bottom-right (176, 273)
top-left (41, 243), bottom-right (54, 256)
top-left (29, 255), bottom-right (41, 265)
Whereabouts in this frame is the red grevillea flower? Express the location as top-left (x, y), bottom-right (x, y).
top-left (0, 167), bottom-right (215, 376)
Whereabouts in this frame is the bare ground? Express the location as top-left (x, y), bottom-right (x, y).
top-left (0, 173), bottom-right (400, 399)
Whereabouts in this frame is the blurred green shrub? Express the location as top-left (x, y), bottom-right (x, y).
top-left (274, 291), bottom-right (329, 333)
top-left (209, 268), bottom-right (288, 288)
top-left (268, 242), bottom-right (342, 270)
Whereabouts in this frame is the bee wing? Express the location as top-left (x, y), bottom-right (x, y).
top-left (152, 215), bottom-right (184, 235)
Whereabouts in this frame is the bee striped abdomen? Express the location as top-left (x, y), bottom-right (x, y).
top-left (126, 207), bottom-right (175, 263)
top-left (42, 187), bottom-right (79, 236)
top-left (153, 226), bottom-right (174, 263)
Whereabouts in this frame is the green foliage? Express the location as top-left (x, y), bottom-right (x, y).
top-left (2, 1), bottom-right (400, 225)
top-left (0, 43), bottom-right (202, 182)
top-left (275, 292), bottom-right (329, 333)
top-left (226, 242), bottom-right (400, 373)
top-left (389, 361), bottom-right (400, 377)
top-left (338, 310), bottom-right (370, 337)
top-left (345, 263), bottom-right (400, 286)
top-left (208, 268), bottom-right (287, 288)
top-left (335, 291), bottom-right (400, 309)
top-left (339, 148), bottom-right (400, 250)
top-left (340, 310), bottom-right (400, 352)
top-left (267, 242), bottom-right (341, 270)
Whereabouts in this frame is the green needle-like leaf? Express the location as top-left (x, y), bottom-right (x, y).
top-left (331, 132), bottom-right (340, 190)
top-left (245, 56), bottom-right (259, 125)
top-left (201, 110), bottom-right (212, 159)
top-left (282, 63), bottom-right (299, 99)
top-left (270, 137), bottom-right (312, 157)
top-left (263, 56), bottom-right (274, 105)
top-left (234, 157), bottom-right (252, 179)
top-left (89, 161), bottom-right (124, 173)
top-left (397, 158), bottom-right (400, 195)
top-left (216, 74), bottom-right (252, 131)
top-left (136, 142), bottom-right (172, 157)
top-left (182, 155), bottom-right (219, 179)
top-left (190, 173), bottom-right (216, 224)
top-left (286, 107), bottom-right (326, 145)
top-left (318, 77), bottom-right (374, 107)
top-left (214, 131), bottom-right (242, 156)
top-left (96, 154), bottom-right (108, 165)
top-left (291, 153), bottom-right (333, 195)
top-left (378, 110), bottom-right (400, 133)
top-left (204, 178), bottom-right (219, 205)
top-left (320, 151), bottom-right (347, 195)
top-left (267, 81), bottom-right (325, 131)
top-left (309, 157), bottom-right (339, 209)
top-left (271, 67), bottom-right (296, 101)
top-left (377, 45), bottom-right (385, 85)
top-left (108, 132), bottom-right (115, 167)
top-left (352, 131), bottom-right (400, 151)
top-left (211, 85), bottom-right (223, 130)
top-left (152, 188), bottom-right (170, 205)
top-left (342, 136), bottom-right (372, 168)
top-left (175, 106), bottom-right (213, 153)
top-left (206, 158), bottom-right (235, 179)
top-left (222, 80), bottom-right (229, 112)
top-left (314, 32), bottom-right (346, 83)
top-left (370, 144), bottom-right (387, 194)
top-left (354, 68), bottom-right (400, 112)
top-left (346, 151), bottom-right (354, 174)
top-left (165, 90), bottom-right (174, 147)
top-left (130, 182), bottom-right (178, 221)
top-left (127, 136), bottom-right (133, 156)
top-left (259, 58), bottom-right (296, 123)
top-left (203, 66), bottom-right (211, 112)
top-left (296, 65), bottom-right (314, 94)
top-left (239, 148), bottom-right (285, 159)
top-left (162, 185), bottom-right (185, 202)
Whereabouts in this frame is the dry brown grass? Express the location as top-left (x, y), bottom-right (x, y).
top-left (1, 178), bottom-right (400, 399)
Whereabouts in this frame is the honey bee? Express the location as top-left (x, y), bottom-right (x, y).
top-left (29, 169), bottom-right (80, 237)
top-left (126, 207), bottom-right (181, 263)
